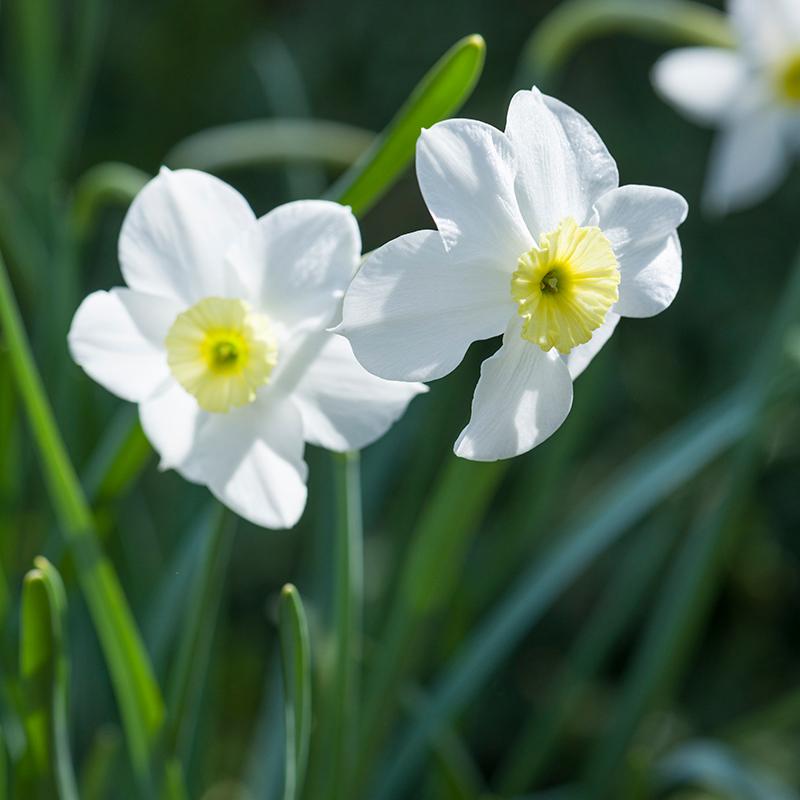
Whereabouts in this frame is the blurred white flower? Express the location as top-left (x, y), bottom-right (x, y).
top-left (653, 0), bottom-right (800, 213)
top-left (339, 88), bottom-right (687, 462)
top-left (69, 168), bottom-right (425, 528)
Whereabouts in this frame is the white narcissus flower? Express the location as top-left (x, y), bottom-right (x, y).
top-left (338, 88), bottom-right (687, 462)
top-left (69, 168), bottom-right (425, 529)
top-left (653, 0), bottom-right (800, 213)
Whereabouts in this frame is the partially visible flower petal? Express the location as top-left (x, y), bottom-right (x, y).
top-left (119, 167), bottom-right (256, 305)
top-left (564, 312), bottom-right (620, 380)
top-left (340, 230), bottom-right (512, 382)
top-left (703, 109), bottom-right (789, 213)
top-left (593, 185), bottom-right (688, 318)
top-left (292, 333), bottom-right (427, 451)
top-left (652, 48), bottom-right (748, 125)
top-left (454, 318), bottom-right (573, 461)
top-left (505, 88), bottom-right (619, 238)
top-left (139, 381), bottom-right (202, 470)
top-left (177, 395), bottom-right (308, 529)
top-left (226, 200), bottom-right (361, 333)
top-left (614, 234), bottom-right (683, 319)
top-left (730, 0), bottom-right (800, 62)
top-left (416, 119), bottom-right (533, 265)
top-left (68, 288), bottom-right (179, 402)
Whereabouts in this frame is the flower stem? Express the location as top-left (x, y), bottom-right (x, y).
top-left (0, 248), bottom-right (166, 789)
top-left (515, 0), bottom-right (735, 90)
top-left (330, 450), bottom-right (363, 799)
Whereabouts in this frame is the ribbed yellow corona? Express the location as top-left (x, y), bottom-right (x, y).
top-left (165, 297), bottom-right (278, 413)
top-left (511, 217), bottom-right (620, 354)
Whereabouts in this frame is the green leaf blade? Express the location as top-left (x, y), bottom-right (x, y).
top-left (328, 33), bottom-right (486, 216)
top-left (279, 584), bottom-right (311, 800)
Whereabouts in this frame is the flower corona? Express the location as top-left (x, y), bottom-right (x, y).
top-left (165, 297), bottom-right (278, 413)
top-left (511, 218), bottom-right (620, 354)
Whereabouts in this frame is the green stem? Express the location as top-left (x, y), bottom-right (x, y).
top-left (0, 249), bottom-right (165, 786)
top-left (357, 457), bottom-right (507, 790)
top-left (330, 451), bottom-right (363, 799)
top-left (165, 506), bottom-right (235, 768)
top-left (580, 246), bottom-right (800, 798)
top-left (515, 0), bottom-right (735, 90)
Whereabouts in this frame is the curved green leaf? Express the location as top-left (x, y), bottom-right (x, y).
top-left (0, 248), bottom-right (166, 786)
top-left (370, 383), bottom-right (755, 800)
top-left (516, 0), bottom-right (735, 89)
top-left (279, 584), bottom-right (311, 800)
top-left (18, 558), bottom-right (77, 800)
top-left (165, 120), bottom-right (374, 173)
top-left (327, 33), bottom-right (486, 216)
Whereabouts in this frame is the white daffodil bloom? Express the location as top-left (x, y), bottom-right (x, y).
top-left (339, 88), bottom-right (687, 462)
top-left (69, 168), bottom-right (425, 528)
top-left (653, 0), bottom-right (800, 213)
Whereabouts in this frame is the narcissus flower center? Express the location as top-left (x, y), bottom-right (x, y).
top-left (511, 217), bottom-right (620, 354)
top-left (777, 52), bottom-right (800, 103)
top-left (165, 297), bottom-right (278, 413)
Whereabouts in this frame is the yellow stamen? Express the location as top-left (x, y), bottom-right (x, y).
top-left (511, 217), bottom-right (620, 354)
top-left (777, 52), bottom-right (800, 103)
top-left (165, 297), bottom-right (278, 413)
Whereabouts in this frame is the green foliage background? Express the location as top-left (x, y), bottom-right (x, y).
top-left (1, 0), bottom-right (800, 798)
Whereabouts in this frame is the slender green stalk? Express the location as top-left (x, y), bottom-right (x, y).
top-left (278, 585), bottom-right (312, 800)
top-left (165, 507), bottom-right (234, 767)
top-left (496, 516), bottom-right (679, 794)
top-left (166, 120), bottom-right (374, 174)
top-left (0, 725), bottom-right (6, 800)
top-left (515, 0), bottom-right (735, 89)
top-left (70, 162), bottom-right (150, 242)
top-left (18, 559), bottom-right (78, 800)
top-left (369, 383), bottom-right (755, 800)
top-left (358, 457), bottom-right (507, 789)
top-left (579, 249), bottom-right (800, 798)
top-left (329, 451), bottom-right (363, 799)
top-left (78, 726), bottom-right (121, 800)
top-left (0, 248), bottom-right (165, 786)
top-left (327, 33), bottom-right (485, 217)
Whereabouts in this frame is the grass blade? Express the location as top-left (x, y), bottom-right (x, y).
top-left (358, 458), bottom-right (507, 788)
top-left (71, 162), bottom-right (150, 242)
top-left (82, 406), bottom-right (152, 505)
top-left (516, 0), bottom-right (735, 89)
top-left (370, 383), bottom-right (753, 800)
top-left (0, 248), bottom-right (165, 786)
top-left (326, 33), bottom-right (485, 216)
top-left (579, 249), bottom-right (800, 799)
top-left (657, 740), bottom-right (798, 800)
top-left (279, 584), bottom-right (312, 800)
top-left (165, 120), bottom-right (374, 173)
top-left (331, 451), bottom-right (363, 799)
top-left (18, 558), bottom-right (78, 800)
top-left (165, 507), bottom-right (234, 768)
top-left (496, 515), bottom-right (679, 794)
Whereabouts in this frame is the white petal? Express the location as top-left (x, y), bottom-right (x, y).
top-left (703, 109), bottom-right (789, 213)
top-left (593, 185), bottom-right (688, 318)
top-left (139, 381), bottom-right (201, 470)
top-left (505, 88), bottom-right (619, 238)
top-left (652, 48), bottom-right (749, 125)
top-left (178, 395), bottom-right (308, 529)
top-left (68, 288), bottom-right (179, 402)
top-left (340, 230), bottom-right (513, 382)
top-left (730, 0), bottom-right (800, 62)
top-left (416, 119), bottom-right (533, 264)
top-left (564, 312), bottom-right (620, 380)
top-left (119, 167), bottom-right (255, 305)
top-left (226, 200), bottom-right (361, 332)
top-left (292, 333), bottom-right (427, 451)
top-left (454, 318), bottom-right (573, 461)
